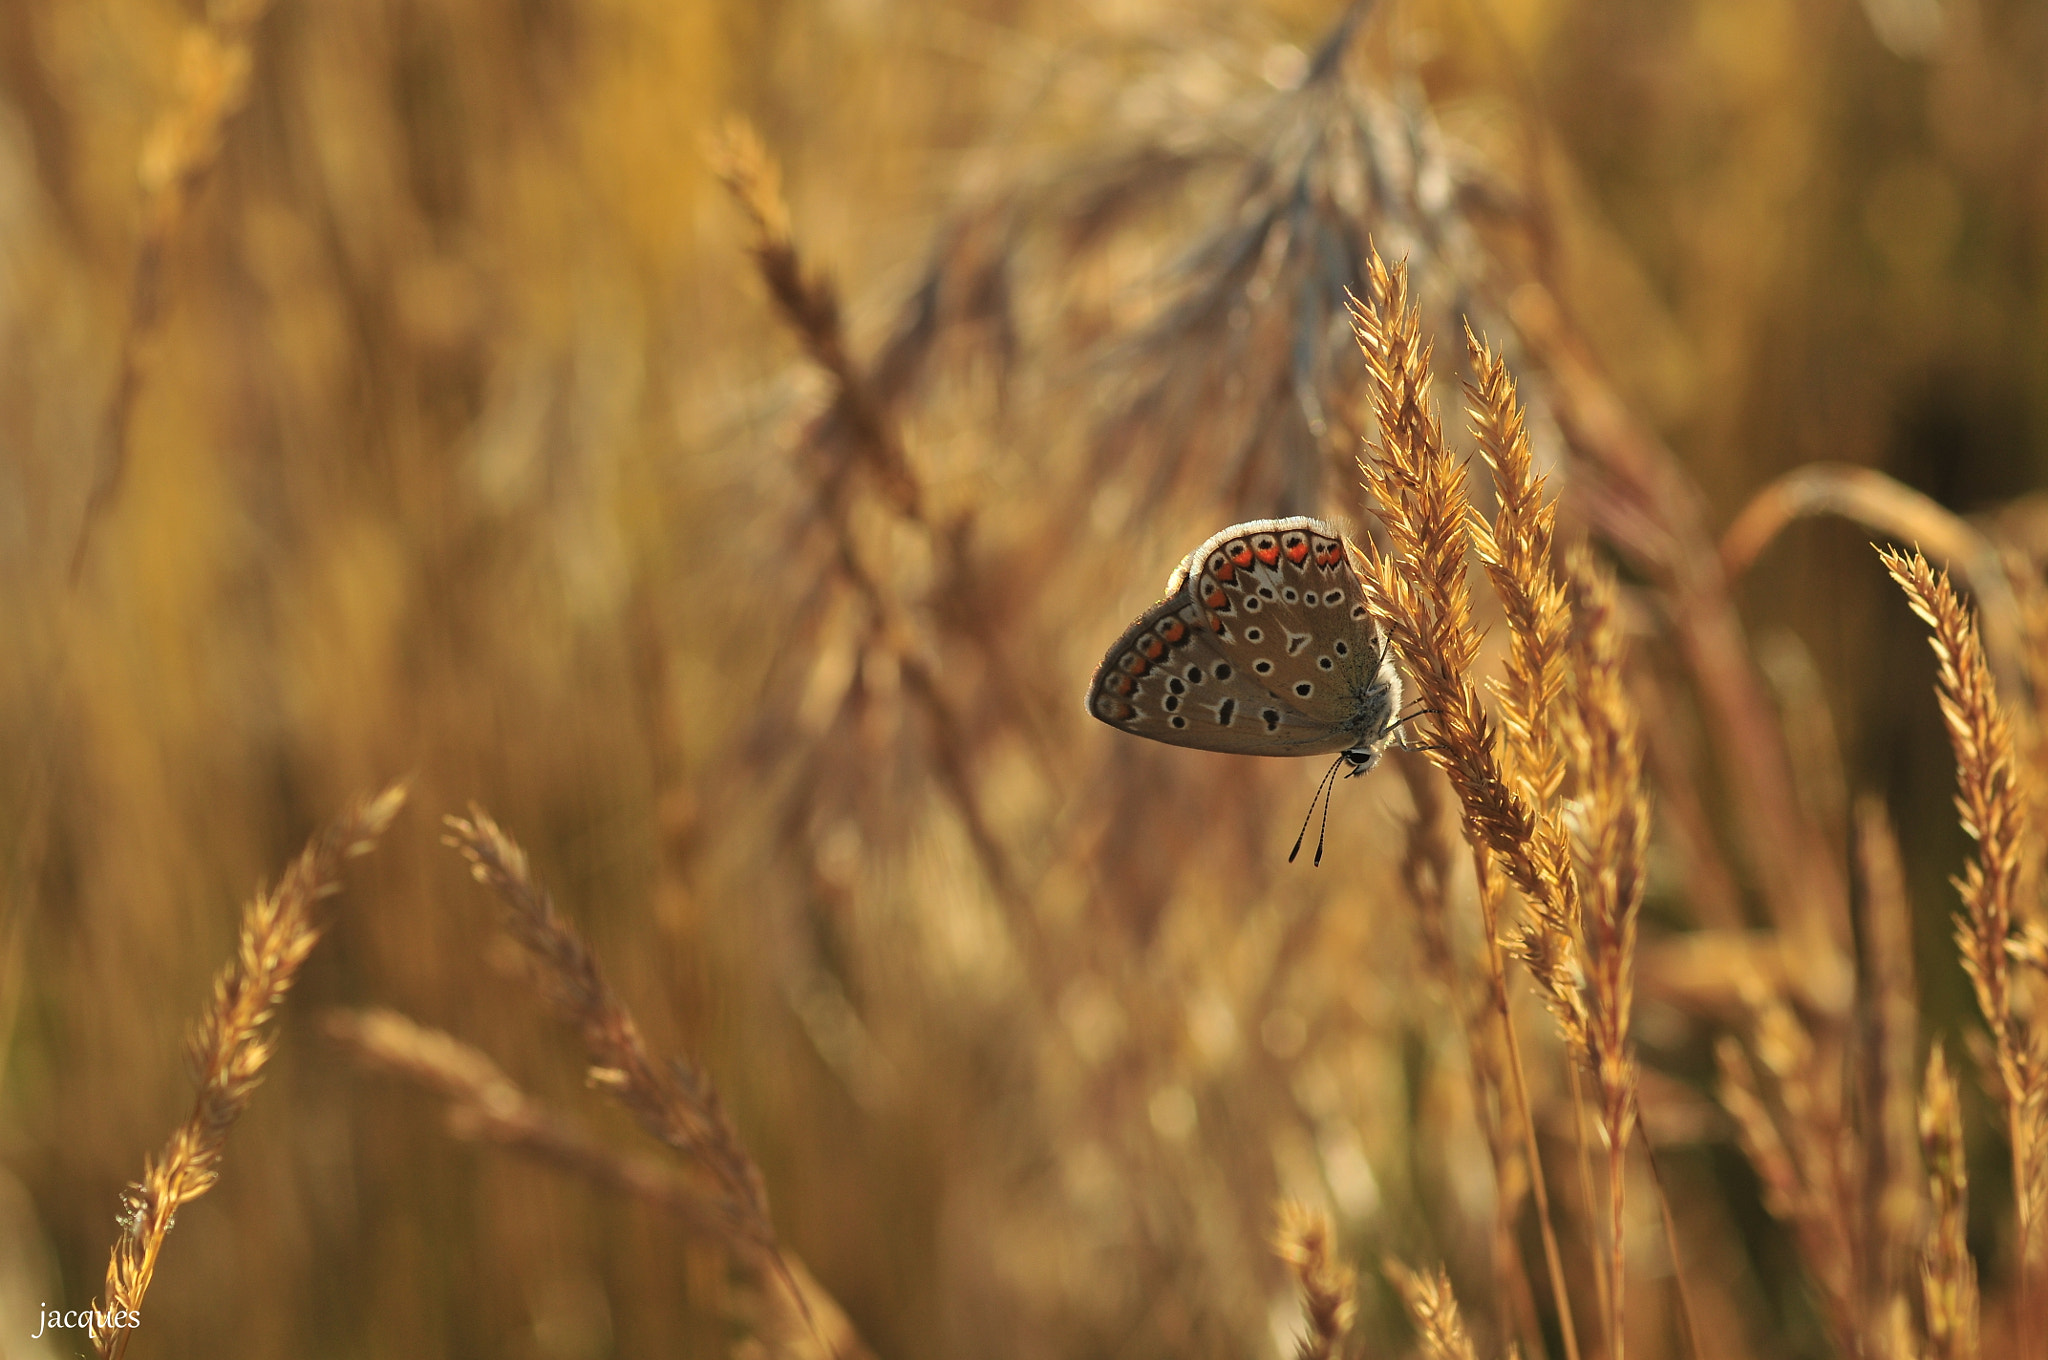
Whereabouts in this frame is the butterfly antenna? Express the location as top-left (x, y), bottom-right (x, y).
top-left (1312, 756), bottom-right (1340, 867)
top-left (1289, 755), bottom-right (1346, 864)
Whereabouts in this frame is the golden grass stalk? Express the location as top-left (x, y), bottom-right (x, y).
top-left (328, 1007), bottom-right (870, 1360)
top-left (1386, 1259), bottom-right (1481, 1360)
top-left (442, 808), bottom-right (778, 1260)
top-left (1272, 1202), bottom-right (1356, 1360)
top-left (90, 780), bottom-right (408, 1360)
top-left (1919, 1047), bottom-right (1978, 1360)
top-left (71, 0), bottom-right (279, 583)
top-left (1881, 547), bottom-right (2044, 1294)
top-left (1348, 248), bottom-right (1581, 1360)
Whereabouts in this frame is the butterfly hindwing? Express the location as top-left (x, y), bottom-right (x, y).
top-left (1089, 516), bottom-right (1399, 757)
top-left (1086, 593), bottom-right (1351, 754)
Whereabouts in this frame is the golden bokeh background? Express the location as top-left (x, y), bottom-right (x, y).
top-left (3, 0), bottom-right (2046, 1357)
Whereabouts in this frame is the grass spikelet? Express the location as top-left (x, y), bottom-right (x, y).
top-left (1465, 327), bottom-right (1572, 811)
top-left (1349, 248), bottom-right (1582, 1360)
top-left (1273, 1202), bottom-right (1356, 1360)
top-left (90, 781), bottom-right (408, 1359)
top-left (1880, 546), bottom-right (2044, 1274)
top-left (1386, 1259), bottom-right (1481, 1360)
top-left (1919, 1047), bottom-right (1979, 1360)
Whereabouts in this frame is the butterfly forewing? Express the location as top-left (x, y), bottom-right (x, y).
top-left (1087, 516), bottom-right (1401, 758)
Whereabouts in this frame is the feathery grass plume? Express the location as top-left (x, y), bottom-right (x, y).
top-left (1386, 1259), bottom-right (1481, 1360)
top-left (1349, 248), bottom-right (1581, 1360)
top-left (70, 0), bottom-right (278, 583)
top-left (1880, 547), bottom-right (2045, 1267)
top-left (328, 1009), bottom-right (872, 1360)
top-left (1565, 548), bottom-right (1648, 1360)
top-left (90, 780), bottom-right (407, 1360)
top-left (1919, 1047), bottom-right (1979, 1360)
top-left (1273, 1202), bottom-right (1356, 1360)
top-left (442, 808), bottom-right (778, 1259)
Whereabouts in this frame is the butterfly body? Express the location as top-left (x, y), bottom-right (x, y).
top-left (1085, 517), bottom-right (1402, 773)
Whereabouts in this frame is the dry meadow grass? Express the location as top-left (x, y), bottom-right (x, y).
top-left (6, 1), bottom-right (2048, 1357)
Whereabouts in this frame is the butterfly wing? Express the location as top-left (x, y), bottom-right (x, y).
top-left (1086, 594), bottom-right (1357, 754)
top-left (1088, 517), bottom-right (1397, 756)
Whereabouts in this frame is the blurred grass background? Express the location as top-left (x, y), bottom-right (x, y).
top-left (2, 0), bottom-right (2045, 1356)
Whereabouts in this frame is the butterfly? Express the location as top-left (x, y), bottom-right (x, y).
top-left (1084, 517), bottom-right (1406, 862)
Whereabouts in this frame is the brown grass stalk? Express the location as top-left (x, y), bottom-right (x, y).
top-left (1398, 752), bottom-right (1542, 1353)
top-left (1387, 1259), bottom-right (1482, 1360)
top-left (70, 0), bottom-right (278, 584)
top-left (1349, 249), bottom-right (1581, 1360)
top-left (442, 808), bottom-right (779, 1259)
top-left (90, 780), bottom-right (408, 1359)
top-left (1721, 464), bottom-right (2025, 698)
top-left (710, 118), bottom-right (1035, 963)
top-left (1508, 282), bottom-right (1850, 961)
top-left (1855, 798), bottom-right (1925, 1341)
top-left (1881, 545), bottom-right (2043, 1332)
top-left (1919, 1047), bottom-right (1979, 1360)
top-left (707, 118), bottom-right (921, 521)
top-left (1273, 1202), bottom-right (1357, 1360)
top-left (1566, 547), bottom-right (1648, 1360)
top-left (328, 1007), bottom-right (869, 1360)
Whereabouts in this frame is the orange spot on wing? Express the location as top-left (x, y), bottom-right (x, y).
top-left (1159, 618), bottom-right (1187, 643)
top-left (1229, 545), bottom-right (1253, 567)
top-left (1141, 636), bottom-right (1165, 660)
top-left (1204, 586), bottom-right (1226, 608)
top-left (1255, 542), bottom-right (1280, 566)
top-left (1285, 540), bottom-right (1309, 564)
top-left (1213, 561), bottom-right (1236, 582)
